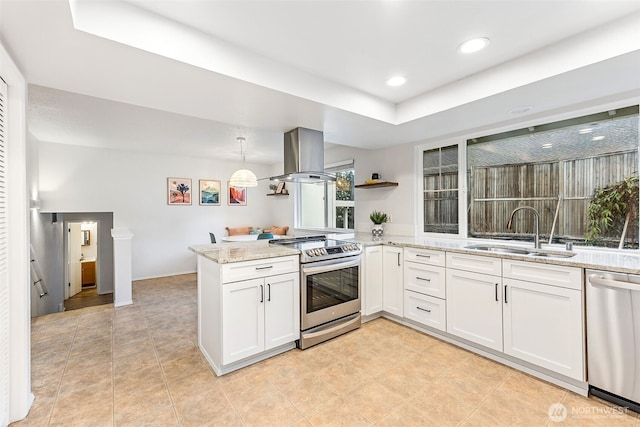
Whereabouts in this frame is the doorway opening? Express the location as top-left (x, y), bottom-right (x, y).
top-left (64, 220), bottom-right (113, 310)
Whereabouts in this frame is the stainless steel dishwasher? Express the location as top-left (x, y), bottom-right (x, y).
top-left (586, 270), bottom-right (640, 413)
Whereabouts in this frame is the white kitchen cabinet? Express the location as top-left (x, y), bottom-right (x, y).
top-left (263, 272), bottom-right (300, 349)
top-left (362, 246), bottom-right (383, 315)
top-left (445, 254), bottom-right (585, 381)
top-left (503, 261), bottom-right (584, 380)
top-left (222, 277), bottom-right (265, 363)
top-left (447, 251), bottom-right (502, 276)
top-left (198, 255), bottom-right (299, 375)
top-left (446, 267), bottom-right (503, 351)
top-left (404, 290), bottom-right (446, 331)
top-left (222, 272), bottom-right (299, 365)
top-left (382, 246), bottom-right (403, 316)
top-left (404, 247), bottom-right (446, 267)
top-left (403, 247), bottom-right (447, 331)
top-left (404, 261), bottom-right (446, 299)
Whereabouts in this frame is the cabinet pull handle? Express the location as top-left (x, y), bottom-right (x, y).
top-left (260, 285), bottom-right (264, 303)
top-left (495, 283), bottom-right (498, 302)
top-left (504, 284), bottom-right (508, 304)
top-left (397, 253), bottom-right (401, 266)
top-left (417, 306), bottom-right (431, 313)
top-left (267, 284), bottom-right (271, 301)
top-left (416, 254), bottom-right (431, 258)
top-left (416, 277), bottom-right (431, 282)
top-left (255, 266), bottom-right (274, 271)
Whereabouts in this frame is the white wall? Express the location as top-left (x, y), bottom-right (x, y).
top-left (37, 141), bottom-right (277, 280)
top-left (325, 144), bottom-right (416, 236)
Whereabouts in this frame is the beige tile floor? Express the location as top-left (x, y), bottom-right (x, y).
top-left (14, 273), bottom-right (640, 426)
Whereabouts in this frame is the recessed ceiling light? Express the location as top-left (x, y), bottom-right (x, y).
top-left (542, 143), bottom-right (553, 149)
top-left (510, 106), bottom-right (532, 115)
top-left (457, 37), bottom-right (490, 54)
top-left (386, 76), bottom-right (407, 87)
top-left (579, 128), bottom-right (593, 134)
top-left (592, 136), bottom-right (606, 141)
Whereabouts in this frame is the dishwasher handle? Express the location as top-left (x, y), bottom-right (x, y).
top-left (588, 274), bottom-right (639, 292)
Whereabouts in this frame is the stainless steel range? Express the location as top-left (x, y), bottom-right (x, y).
top-left (270, 235), bottom-right (362, 349)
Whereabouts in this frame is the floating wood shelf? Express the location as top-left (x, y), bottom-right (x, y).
top-left (266, 193), bottom-right (289, 196)
top-left (355, 181), bottom-right (399, 189)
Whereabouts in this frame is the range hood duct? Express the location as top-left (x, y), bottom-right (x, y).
top-left (270, 127), bottom-right (336, 183)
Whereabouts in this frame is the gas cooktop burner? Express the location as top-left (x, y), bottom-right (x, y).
top-left (270, 235), bottom-right (361, 263)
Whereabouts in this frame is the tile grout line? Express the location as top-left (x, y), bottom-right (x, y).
top-left (110, 307), bottom-right (116, 427)
top-left (143, 301), bottom-right (183, 427)
top-left (46, 311), bottom-right (82, 427)
top-left (453, 359), bottom-right (516, 427)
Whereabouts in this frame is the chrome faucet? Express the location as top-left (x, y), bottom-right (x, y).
top-left (506, 206), bottom-right (541, 249)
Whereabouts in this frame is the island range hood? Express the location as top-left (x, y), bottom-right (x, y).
top-left (269, 127), bottom-right (336, 183)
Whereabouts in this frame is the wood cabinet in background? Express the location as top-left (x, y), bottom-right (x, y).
top-left (81, 261), bottom-right (96, 286)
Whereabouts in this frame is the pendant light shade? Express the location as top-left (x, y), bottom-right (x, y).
top-left (229, 137), bottom-right (258, 187)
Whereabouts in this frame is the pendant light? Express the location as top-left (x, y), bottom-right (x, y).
top-left (229, 136), bottom-right (258, 187)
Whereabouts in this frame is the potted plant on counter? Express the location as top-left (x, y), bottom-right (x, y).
top-left (370, 210), bottom-right (388, 237)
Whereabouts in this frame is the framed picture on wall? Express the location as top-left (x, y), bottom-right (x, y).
top-left (167, 178), bottom-right (192, 205)
top-left (228, 183), bottom-right (247, 206)
top-left (199, 180), bottom-right (221, 205)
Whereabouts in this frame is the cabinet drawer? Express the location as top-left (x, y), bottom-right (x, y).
top-left (403, 247), bottom-right (445, 267)
top-left (404, 262), bottom-right (445, 299)
top-left (446, 252), bottom-right (501, 276)
top-left (404, 290), bottom-right (446, 332)
top-left (222, 256), bottom-right (299, 283)
top-left (503, 260), bottom-right (582, 290)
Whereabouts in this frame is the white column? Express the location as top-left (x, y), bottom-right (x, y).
top-left (111, 228), bottom-right (134, 307)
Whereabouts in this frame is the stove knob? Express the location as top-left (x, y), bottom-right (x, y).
top-left (306, 249), bottom-right (314, 257)
top-left (314, 249), bottom-right (321, 256)
top-left (321, 248), bottom-right (327, 255)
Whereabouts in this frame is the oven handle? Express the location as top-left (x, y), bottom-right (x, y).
top-left (302, 258), bottom-right (361, 275)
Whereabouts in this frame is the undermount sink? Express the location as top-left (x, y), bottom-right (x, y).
top-left (464, 244), bottom-right (577, 258)
top-left (528, 250), bottom-right (577, 258)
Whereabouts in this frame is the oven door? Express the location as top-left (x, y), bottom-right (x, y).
top-left (301, 256), bottom-right (361, 331)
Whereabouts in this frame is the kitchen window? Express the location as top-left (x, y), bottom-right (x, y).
top-left (423, 145), bottom-right (459, 234)
top-left (297, 160), bottom-right (355, 230)
top-left (420, 105), bottom-right (639, 249)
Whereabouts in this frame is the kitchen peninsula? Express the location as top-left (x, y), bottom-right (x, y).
top-left (190, 241), bottom-right (301, 375)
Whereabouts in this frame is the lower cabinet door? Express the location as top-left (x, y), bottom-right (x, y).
top-left (503, 279), bottom-right (584, 380)
top-left (222, 278), bottom-right (265, 364)
top-left (382, 246), bottom-right (404, 316)
top-left (404, 290), bottom-right (446, 331)
top-left (264, 272), bottom-right (300, 350)
top-left (446, 269), bottom-right (503, 351)
top-left (363, 246), bottom-right (383, 315)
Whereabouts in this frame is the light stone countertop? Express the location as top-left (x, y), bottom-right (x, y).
top-left (189, 233), bottom-right (640, 274)
top-left (189, 241), bottom-right (299, 264)
top-left (345, 233), bottom-right (640, 275)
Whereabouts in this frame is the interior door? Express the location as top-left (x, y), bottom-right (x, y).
top-left (67, 223), bottom-right (82, 298)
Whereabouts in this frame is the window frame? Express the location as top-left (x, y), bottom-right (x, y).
top-left (295, 159), bottom-right (355, 232)
top-left (415, 100), bottom-right (640, 252)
